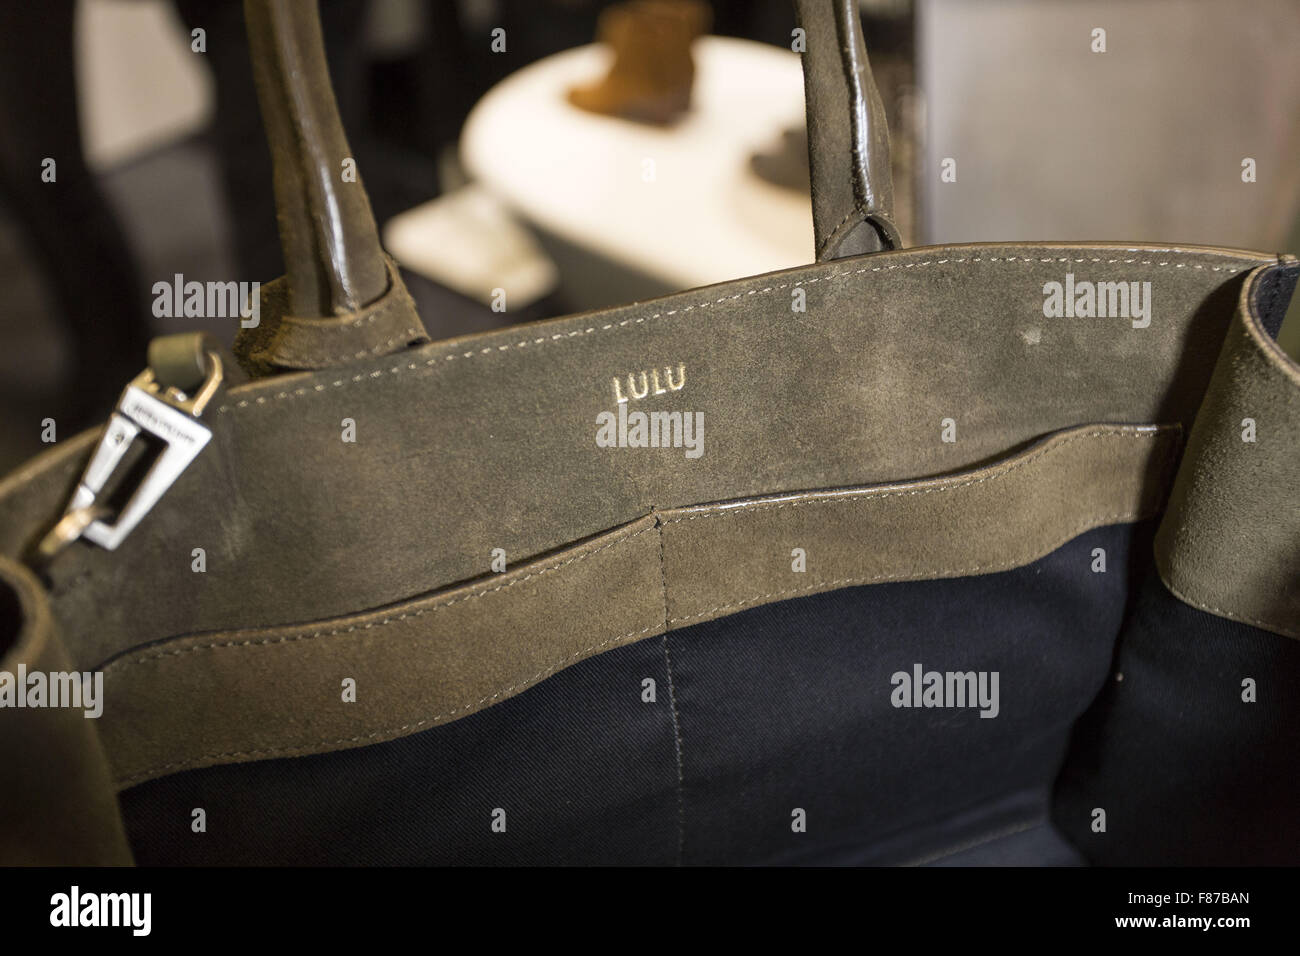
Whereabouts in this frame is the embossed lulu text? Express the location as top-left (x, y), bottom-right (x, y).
top-left (613, 364), bottom-right (686, 403)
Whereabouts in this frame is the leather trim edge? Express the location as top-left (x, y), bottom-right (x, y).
top-left (101, 423), bottom-right (1179, 788)
top-left (0, 556), bottom-right (132, 864)
top-left (1154, 261), bottom-right (1300, 639)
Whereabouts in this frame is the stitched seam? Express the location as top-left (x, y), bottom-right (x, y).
top-left (43, 430), bottom-right (1169, 604)
top-left (654, 510), bottom-right (686, 867)
top-left (663, 429), bottom-right (1163, 524)
top-left (665, 509), bottom-right (1148, 627)
top-left (113, 505), bottom-right (1155, 787)
top-left (283, 310), bottom-right (401, 333)
top-left (268, 327), bottom-right (424, 367)
top-left (1158, 570), bottom-right (1298, 639)
top-left (216, 256), bottom-right (1250, 413)
top-left (319, 328), bottom-right (424, 363)
top-left (101, 524), bottom-right (656, 672)
top-left (97, 429), bottom-right (1168, 670)
top-left (662, 633), bottom-right (685, 868)
top-left (113, 621), bottom-right (662, 788)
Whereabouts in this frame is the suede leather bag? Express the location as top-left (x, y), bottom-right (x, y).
top-left (0, 0), bottom-right (1296, 866)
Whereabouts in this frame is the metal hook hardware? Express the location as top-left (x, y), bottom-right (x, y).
top-left (36, 349), bottom-right (224, 563)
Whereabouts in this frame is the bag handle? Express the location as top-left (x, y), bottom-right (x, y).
top-left (795, 0), bottom-right (901, 259)
top-left (236, 0), bottom-right (429, 375)
top-left (235, 0), bottom-right (898, 375)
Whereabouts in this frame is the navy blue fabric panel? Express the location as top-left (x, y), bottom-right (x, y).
top-left (921, 786), bottom-right (1085, 866)
top-left (120, 523), bottom-right (1135, 865)
top-left (1052, 571), bottom-right (1300, 865)
top-left (928, 820), bottom-right (1084, 867)
top-left (668, 523), bottom-right (1133, 865)
top-left (119, 634), bottom-right (681, 865)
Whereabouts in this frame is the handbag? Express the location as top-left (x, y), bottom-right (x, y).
top-left (1, 0), bottom-right (1295, 866)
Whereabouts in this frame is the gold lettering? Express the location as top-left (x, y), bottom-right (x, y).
top-left (628, 371), bottom-right (650, 400)
top-left (609, 364), bottom-right (686, 402)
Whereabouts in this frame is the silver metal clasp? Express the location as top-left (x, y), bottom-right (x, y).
top-left (38, 348), bottom-right (223, 561)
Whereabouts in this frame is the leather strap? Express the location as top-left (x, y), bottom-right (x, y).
top-left (239, 0), bottom-right (427, 371)
top-left (795, 0), bottom-right (901, 260)
top-left (238, 257), bottom-right (426, 373)
top-left (235, 0), bottom-right (895, 372)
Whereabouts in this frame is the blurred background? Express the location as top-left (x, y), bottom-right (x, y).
top-left (0, 0), bottom-right (1297, 472)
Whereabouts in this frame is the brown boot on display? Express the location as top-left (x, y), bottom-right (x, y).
top-left (567, 0), bottom-right (711, 126)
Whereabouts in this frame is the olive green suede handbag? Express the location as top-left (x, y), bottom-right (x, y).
top-left (1, 0), bottom-right (1295, 866)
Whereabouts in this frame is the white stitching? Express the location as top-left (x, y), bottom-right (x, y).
top-left (215, 255), bottom-right (1251, 413)
top-left (1158, 573), bottom-right (1297, 638)
top-left (662, 633), bottom-right (686, 867)
top-left (102, 524), bottom-right (657, 671)
top-left (319, 327), bottom-right (423, 364)
top-left (663, 429), bottom-right (1164, 525)
top-left (114, 621), bottom-right (662, 787)
top-left (114, 502), bottom-right (1159, 786)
